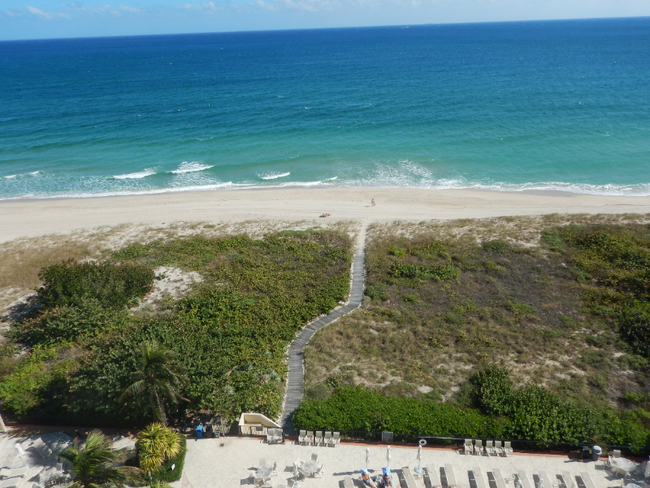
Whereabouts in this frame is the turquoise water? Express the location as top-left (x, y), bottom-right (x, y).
top-left (0, 17), bottom-right (649, 200)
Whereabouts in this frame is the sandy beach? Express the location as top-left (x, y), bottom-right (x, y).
top-left (1, 188), bottom-right (650, 244)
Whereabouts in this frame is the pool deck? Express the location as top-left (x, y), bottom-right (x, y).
top-left (175, 436), bottom-right (624, 488)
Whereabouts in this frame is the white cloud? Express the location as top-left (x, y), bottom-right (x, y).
top-left (3, 9), bottom-right (22, 16)
top-left (63, 2), bottom-right (142, 16)
top-left (178, 1), bottom-right (220, 12)
top-left (26, 5), bottom-right (70, 18)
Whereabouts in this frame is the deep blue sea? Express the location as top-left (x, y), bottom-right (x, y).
top-left (1, 18), bottom-right (649, 200)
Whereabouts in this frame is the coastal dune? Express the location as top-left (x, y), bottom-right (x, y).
top-left (2, 188), bottom-right (650, 244)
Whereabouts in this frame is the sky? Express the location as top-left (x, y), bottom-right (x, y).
top-left (0, 0), bottom-right (649, 41)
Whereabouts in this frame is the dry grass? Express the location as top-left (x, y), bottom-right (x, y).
top-left (304, 213), bottom-right (650, 408)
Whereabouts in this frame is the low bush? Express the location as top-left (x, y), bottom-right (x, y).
top-left (150, 434), bottom-right (186, 483)
top-left (37, 260), bottom-right (154, 309)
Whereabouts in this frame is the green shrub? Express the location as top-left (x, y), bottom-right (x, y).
top-left (482, 240), bottom-right (511, 254)
top-left (12, 299), bottom-right (130, 346)
top-left (293, 386), bottom-right (503, 438)
top-left (620, 301), bottom-right (650, 357)
top-left (365, 283), bottom-right (389, 301)
top-left (389, 262), bottom-right (459, 281)
top-left (37, 260), bottom-right (154, 309)
top-left (389, 247), bottom-right (407, 258)
top-left (150, 434), bottom-right (186, 483)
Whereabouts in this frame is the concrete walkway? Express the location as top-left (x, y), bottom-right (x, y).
top-left (280, 225), bottom-right (367, 431)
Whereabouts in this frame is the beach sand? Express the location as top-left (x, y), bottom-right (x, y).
top-left (1, 188), bottom-right (650, 244)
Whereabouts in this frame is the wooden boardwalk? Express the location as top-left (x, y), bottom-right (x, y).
top-left (280, 226), bottom-right (367, 431)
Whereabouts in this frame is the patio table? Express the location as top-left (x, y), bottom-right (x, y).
top-left (301, 459), bottom-right (320, 477)
top-left (613, 458), bottom-right (638, 475)
top-left (255, 463), bottom-right (274, 481)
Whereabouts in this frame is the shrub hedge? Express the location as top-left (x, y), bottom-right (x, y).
top-left (150, 434), bottom-right (186, 483)
top-left (37, 260), bottom-right (154, 309)
top-left (293, 367), bottom-right (650, 450)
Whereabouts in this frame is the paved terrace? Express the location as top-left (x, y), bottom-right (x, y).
top-left (176, 437), bottom-right (622, 488)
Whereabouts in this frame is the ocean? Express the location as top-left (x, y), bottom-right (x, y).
top-left (0, 17), bottom-right (649, 200)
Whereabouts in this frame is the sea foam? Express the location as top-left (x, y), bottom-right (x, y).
top-left (260, 172), bottom-right (290, 180)
top-left (170, 162), bottom-right (214, 174)
top-left (113, 168), bottom-right (157, 180)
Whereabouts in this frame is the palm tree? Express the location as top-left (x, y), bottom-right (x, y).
top-left (120, 342), bottom-right (189, 425)
top-left (136, 423), bottom-right (181, 474)
top-left (58, 430), bottom-right (142, 488)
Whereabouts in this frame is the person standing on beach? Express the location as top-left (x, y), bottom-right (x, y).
top-left (371, 198), bottom-right (376, 207)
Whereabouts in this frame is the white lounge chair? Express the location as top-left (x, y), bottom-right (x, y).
top-left (444, 464), bottom-right (458, 488)
top-left (504, 441), bottom-right (513, 456)
top-left (427, 466), bottom-right (442, 488)
top-left (298, 430), bottom-right (307, 445)
top-left (494, 440), bottom-right (504, 456)
top-left (324, 431), bottom-right (333, 446)
top-left (517, 471), bottom-right (532, 488)
top-left (613, 450), bottom-right (621, 458)
top-left (402, 467), bottom-right (418, 488)
top-left (485, 440), bottom-right (496, 455)
top-left (464, 439), bottom-right (474, 454)
top-left (473, 468), bottom-right (487, 488)
top-left (306, 431), bottom-right (314, 446)
top-left (333, 431), bottom-right (340, 446)
top-left (579, 472), bottom-right (597, 488)
top-left (474, 439), bottom-right (484, 455)
top-left (314, 464), bottom-right (324, 478)
top-left (343, 477), bottom-right (354, 488)
top-left (561, 471), bottom-right (575, 488)
top-left (492, 469), bottom-right (507, 488)
top-left (0, 468), bottom-right (29, 479)
top-left (314, 431), bottom-right (323, 446)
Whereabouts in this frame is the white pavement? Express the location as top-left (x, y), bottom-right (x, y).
top-left (176, 436), bottom-right (622, 488)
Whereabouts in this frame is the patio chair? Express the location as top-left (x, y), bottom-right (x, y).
top-left (504, 441), bottom-right (513, 456)
top-left (333, 431), bottom-right (340, 446)
top-left (614, 450), bottom-right (621, 458)
top-left (299, 430), bottom-right (307, 445)
top-left (314, 464), bottom-right (324, 478)
top-left (306, 431), bottom-right (314, 446)
top-left (494, 440), bottom-right (504, 456)
top-left (314, 431), bottom-right (323, 446)
top-left (266, 430), bottom-right (274, 443)
top-left (474, 439), bottom-right (484, 455)
top-left (464, 439), bottom-right (474, 454)
top-left (311, 453), bottom-right (319, 462)
top-left (485, 440), bottom-right (495, 455)
top-left (324, 431), bottom-right (333, 447)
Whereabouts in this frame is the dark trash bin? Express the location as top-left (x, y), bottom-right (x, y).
top-left (196, 424), bottom-right (204, 439)
top-left (592, 445), bottom-right (602, 461)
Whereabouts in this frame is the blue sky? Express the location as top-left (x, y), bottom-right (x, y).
top-left (1, 0), bottom-right (649, 40)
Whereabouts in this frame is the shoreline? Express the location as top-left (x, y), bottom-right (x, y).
top-left (1, 187), bottom-right (650, 244)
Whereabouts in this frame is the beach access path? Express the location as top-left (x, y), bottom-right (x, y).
top-left (281, 225), bottom-right (367, 431)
